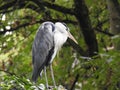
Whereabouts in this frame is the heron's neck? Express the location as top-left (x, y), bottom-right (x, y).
top-left (54, 31), bottom-right (68, 49)
top-left (49, 32), bottom-right (67, 64)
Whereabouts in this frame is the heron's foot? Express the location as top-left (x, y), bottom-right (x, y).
top-left (46, 85), bottom-right (53, 90)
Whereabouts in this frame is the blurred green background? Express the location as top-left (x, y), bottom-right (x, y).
top-left (0, 0), bottom-right (120, 90)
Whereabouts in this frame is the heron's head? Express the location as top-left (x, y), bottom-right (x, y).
top-left (55, 22), bottom-right (78, 44)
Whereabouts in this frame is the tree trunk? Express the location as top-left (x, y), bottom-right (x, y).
top-left (107, 0), bottom-right (120, 34)
top-left (74, 0), bottom-right (98, 56)
top-left (107, 0), bottom-right (120, 50)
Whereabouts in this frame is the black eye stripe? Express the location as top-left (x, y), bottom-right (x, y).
top-left (62, 22), bottom-right (69, 31)
top-left (62, 22), bottom-right (67, 27)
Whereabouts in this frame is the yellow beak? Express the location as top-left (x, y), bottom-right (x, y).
top-left (67, 31), bottom-right (78, 44)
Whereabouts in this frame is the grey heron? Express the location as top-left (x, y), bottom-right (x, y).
top-left (32, 21), bottom-right (78, 89)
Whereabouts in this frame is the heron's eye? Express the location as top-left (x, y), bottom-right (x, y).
top-left (66, 28), bottom-right (68, 31)
top-left (62, 22), bottom-right (68, 29)
top-left (62, 22), bottom-right (67, 27)
top-left (62, 22), bottom-right (69, 31)
top-left (66, 27), bottom-right (70, 31)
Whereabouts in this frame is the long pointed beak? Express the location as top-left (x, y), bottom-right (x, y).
top-left (68, 31), bottom-right (78, 44)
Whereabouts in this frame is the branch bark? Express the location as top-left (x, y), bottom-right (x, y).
top-left (74, 0), bottom-right (98, 56)
top-left (0, 19), bottom-right (78, 35)
top-left (70, 74), bottom-right (79, 90)
top-left (0, 0), bottom-right (43, 14)
top-left (107, 0), bottom-right (120, 50)
top-left (68, 39), bottom-right (86, 56)
top-left (107, 0), bottom-right (120, 34)
top-left (0, 0), bottom-right (17, 10)
top-left (0, 0), bottom-right (75, 15)
top-left (32, 0), bottom-right (75, 15)
top-left (94, 28), bottom-right (114, 36)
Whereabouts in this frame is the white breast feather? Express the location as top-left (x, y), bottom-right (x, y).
top-left (49, 31), bottom-right (67, 63)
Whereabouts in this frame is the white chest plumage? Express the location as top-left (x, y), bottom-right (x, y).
top-left (49, 30), bottom-right (68, 64)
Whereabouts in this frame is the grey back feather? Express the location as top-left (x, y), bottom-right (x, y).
top-left (32, 22), bottom-right (55, 82)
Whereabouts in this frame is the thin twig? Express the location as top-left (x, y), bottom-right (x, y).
top-left (94, 28), bottom-right (114, 36)
top-left (0, 69), bottom-right (16, 75)
top-left (70, 74), bottom-right (79, 90)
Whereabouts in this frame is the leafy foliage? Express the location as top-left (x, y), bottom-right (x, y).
top-left (0, 0), bottom-right (120, 90)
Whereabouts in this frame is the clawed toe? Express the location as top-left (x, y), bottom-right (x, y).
top-left (46, 85), bottom-right (57, 90)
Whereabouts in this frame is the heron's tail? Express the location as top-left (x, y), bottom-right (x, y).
top-left (32, 65), bottom-right (43, 82)
top-left (32, 68), bottom-right (39, 82)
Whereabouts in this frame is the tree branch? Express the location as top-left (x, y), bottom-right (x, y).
top-left (0, 8), bottom-right (15, 13)
top-left (32, 0), bottom-right (75, 15)
top-left (94, 28), bottom-right (114, 36)
top-left (0, 0), bottom-right (75, 15)
top-left (0, 69), bottom-right (16, 75)
top-left (70, 74), bottom-right (79, 90)
top-left (0, 19), bottom-right (78, 35)
top-left (93, 19), bottom-right (114, 36)
top-left (0, 0), bottom-right (42, 14)
top-left (68, 39), bottom-right (87, 56)
top-left (74, 0), bottom-right (98, 56)
top-left (0, 0), bottom-right (17, 11)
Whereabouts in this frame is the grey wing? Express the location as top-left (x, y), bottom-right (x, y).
top-left (32, 22), bottom-right (55, 82)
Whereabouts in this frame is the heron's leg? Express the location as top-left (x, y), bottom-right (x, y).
top-left (50, 64), bottom-right (57, 88)
top-left (44, 66), bottom-right (49, 89)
